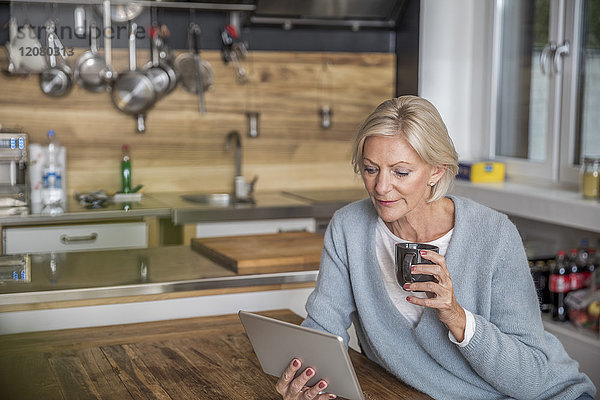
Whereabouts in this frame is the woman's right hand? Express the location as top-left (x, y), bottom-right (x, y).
top-left (275, 358), bottom-right (336, 399)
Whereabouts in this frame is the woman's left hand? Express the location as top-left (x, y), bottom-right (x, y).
top-left (403, 250), bottom-right (466, 341)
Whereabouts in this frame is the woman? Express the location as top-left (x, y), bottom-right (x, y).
top-left (275, 96), bottom-right (596, 400)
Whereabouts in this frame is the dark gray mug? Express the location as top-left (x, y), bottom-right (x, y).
top-left (395, 243), bottom-right (439, 289)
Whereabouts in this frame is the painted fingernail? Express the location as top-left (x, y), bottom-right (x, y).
top-left (420, 250), bottom-right (427, 255)
top-left (403, 283), bottom-right (411, 290)
top-left (293, 359), bottom-right (299, 367)
top-left (319, 381), bottom-right (326, 389)
top-left (306, 368), bottom-right (314, 377)
top-left (406, 296), bottom-right (412, 302)
top-left (329, 395), bottom-right (337, 399)
top-left (411, 266), bottom-right (416, 272)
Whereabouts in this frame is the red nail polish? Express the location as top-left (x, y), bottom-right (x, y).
top-left (319, 382), bottom-right (326, 389)
top-left (420, 250), bottom-right (427, 255)
top-left (403, 283), bottom-right (410, 290)
top-left (411, 266), bottom-right (416, 272)
top-left (293, 359), bottom-right (299, 367)
top-left (406, 296), bottom-right (412, 302)
top-left (306, 369), bottom-right (313, 377)
top-left (329, 395), bottom-right (336, 399)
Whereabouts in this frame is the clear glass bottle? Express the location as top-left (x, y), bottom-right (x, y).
top-left (580, 157), bottom-right (600, 199)
top-left (41, 130), bottom-right (64, 216)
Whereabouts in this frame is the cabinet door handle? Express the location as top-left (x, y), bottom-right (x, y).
top-left (60, 232), bottom-right (98, 244)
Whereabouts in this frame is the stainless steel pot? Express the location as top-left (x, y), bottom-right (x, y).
top-left (111, 23), bottom-right (156, 133)
top-left (143, 28), bottom-right (177, 98)
top-left (39, 21), bottom-right (73, 97)
top-left (75, 23), bottom-right (108, 92)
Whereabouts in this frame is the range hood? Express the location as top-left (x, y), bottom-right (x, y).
top-left (248, 0), bottom-right (407, 30)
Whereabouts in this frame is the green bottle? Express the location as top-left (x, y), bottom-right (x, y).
top-left (121, 144), bottom-right (132, 193)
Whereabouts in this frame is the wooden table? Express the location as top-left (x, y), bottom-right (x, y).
top-left (0, 309), bottom-right (431, 400)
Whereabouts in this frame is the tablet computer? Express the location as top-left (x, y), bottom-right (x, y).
top-left (238, 310), bottom-right (365, 400)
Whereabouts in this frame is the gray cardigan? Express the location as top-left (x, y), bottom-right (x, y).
top-left (302, 196), bottom-right (595, 400)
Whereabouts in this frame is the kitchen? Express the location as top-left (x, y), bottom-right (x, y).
top-left (1, 0), bottom-right (599, 399)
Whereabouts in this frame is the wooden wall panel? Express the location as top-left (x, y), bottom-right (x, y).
top-left (0, 48), bottom-right (394, 195)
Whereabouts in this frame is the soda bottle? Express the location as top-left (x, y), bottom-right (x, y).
top-left (537, 260), bottom-right (551, 313)
top-left (530, 259), bottom-right (551, 313)
top-left (549, 251), bottom-right (570, 321)
top-left (578, 239), bottom-right (591, 288)
top-left (568, 248), bottom-right (584, 292)
top-left (41, 130), bottom-right (64, 216)
top-left (587, 247), bottom-right (597, 289)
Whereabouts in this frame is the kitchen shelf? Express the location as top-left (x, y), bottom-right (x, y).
top-left (9, 0), bottom-right (256, 12)
top-left (542, 314), bottom-right (600, 346)
top-left (450, 180), bottom-right (600, 233)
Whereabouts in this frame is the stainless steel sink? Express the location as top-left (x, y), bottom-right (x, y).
top-left (181, 193), bottom-right (233, 206)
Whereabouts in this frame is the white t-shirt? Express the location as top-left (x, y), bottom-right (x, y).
top-left (375, 217), bottom-right (475, 346)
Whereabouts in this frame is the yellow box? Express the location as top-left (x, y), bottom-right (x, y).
top-left (457, 161), bottom-right (505, 183)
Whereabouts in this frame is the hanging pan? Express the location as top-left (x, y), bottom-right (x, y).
top-left (75, 22), bottom-right (108, 92)
top-left (110, 22), bottom-right (156, 133)
top-left (174, 24), bottom-right (213, 113)
top-left (143, 26), bottom-right (177, 98)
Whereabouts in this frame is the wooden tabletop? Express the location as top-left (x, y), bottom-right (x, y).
top-left (0, 309), bottom-right (431, 400)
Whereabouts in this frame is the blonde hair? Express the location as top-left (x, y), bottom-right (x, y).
top-left (351, 96), bottom-right (458, 202)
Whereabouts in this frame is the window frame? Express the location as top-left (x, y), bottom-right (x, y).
top-left (488, 0), bottom-right (585, 185)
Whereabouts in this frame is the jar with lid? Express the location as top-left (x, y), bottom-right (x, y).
top-left (580, 157), bottom-right (600, 199)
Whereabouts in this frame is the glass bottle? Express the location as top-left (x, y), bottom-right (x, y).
top-left (41, 130), bottom-right (64, 216)
top-left (568, 248), bottom-right (584, 292)
top-left (580, 157), bottom-right (600, 199)
top-left (550, 251), bottom-right (569, 322)
top-left (121, 144), bottom-right (132, 194)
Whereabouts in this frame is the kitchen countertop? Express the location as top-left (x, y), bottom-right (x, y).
top-left (2, 181), bottom-right (597, 234)
top-left (0, 193), bottom-right (173, 226)
top-left (0, 246), bottom-right (319, 310)
top-left (0, 309), bottom-right (432, 399)
top-left (0, 189), bottom-right (368, 226)
top-left (165, 191), bottom-right (317, 224)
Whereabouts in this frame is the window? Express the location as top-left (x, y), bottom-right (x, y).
top-left (491, 0), bottom-right (600, 183)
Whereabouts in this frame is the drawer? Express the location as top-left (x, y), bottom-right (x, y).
top-left (194, 218), bottom-right (316, 238)
top-left (3, 222), bottom-right (147, 254)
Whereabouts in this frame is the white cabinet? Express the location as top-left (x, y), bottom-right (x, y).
top-left (193, 218), bottom-right (316, 238)
top-left (3, 222), bottom-right (147, 254)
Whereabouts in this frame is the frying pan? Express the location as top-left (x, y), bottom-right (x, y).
top-left (75, 23), bottom-right (108, 92)
top-left (174, 24), bottom-right (213, 113)
top-left (110, 22), bottom-right (156, 133)
top-left (143, 27), bottom-right (177, 98)
top-left (39, 21), bottom-right (73, 97)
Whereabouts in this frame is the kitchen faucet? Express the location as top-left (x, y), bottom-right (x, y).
top-left (225, 130), bottom-right (257, 202)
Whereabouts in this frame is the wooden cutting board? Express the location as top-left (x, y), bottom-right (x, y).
top-left (191, 231), bottom-right (324, 275)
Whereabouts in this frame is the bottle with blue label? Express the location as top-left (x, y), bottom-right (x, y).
top-left (41, 130), bottom-right (64, 215)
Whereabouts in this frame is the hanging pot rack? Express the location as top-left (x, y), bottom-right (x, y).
top-left (7, 0), bottom-right (256, 13)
